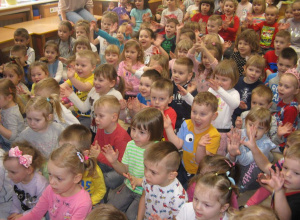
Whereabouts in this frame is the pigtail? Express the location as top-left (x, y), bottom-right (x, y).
top-left (116, 75), bottom-right (125, 97)
top-left (4, 59), bottom-right (25, 83)
top-left (83, 155), bottom-right (99, 178)
top-left (48, 94), bottom-right (64, 123)
top-left (9, 56), bottom-right (22, 67)
top-left (39, 57), bottom-right (49, 63)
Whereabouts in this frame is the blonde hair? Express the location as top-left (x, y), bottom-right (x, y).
top-left (245, 107), bottom-right (271, 131)
top-left (245, 54), bottom-right (266, 80)
top-left (150, 54), bottom-right (170, 79)
top-left (86, 204), bottom-right (127, 220)
top-left (174, 57), bottom-right (194, 73)
top-left (214, 59), bottom-right (239, 89)
top-left (120, 39), bottom-right (144, 64)
top-left (94, 95), bottom-right (121, 115)
top-left (3, 60), bottom-right (25, 83)
top-left (252, 0), bottom-right (266, 14)
top-left (287, 130), bottom-right (300, 146)
top-left (76, 50), bottom-right (97, 67)
top-left (34, 78), bottom-right (60, 95)
top-left (251, 85), bottom-right (273, 104)
top-left (223, 0), bottom-right (238, 11)
top-left (102, 11), bottom-right (119, 24)
top-left (176, 39), bottom-right (193, 53)
top-left (3, 140), bottom-right (44, 170)
top-left (105, 44), bottom-right (120, 56)
top-left (26, 95), bottom-right (62, 122)
top-left (203, 33), bottom-right (222, 45)
top-left (184, 21), bottom-right (200, 32)
top-left (151, 78), bottom-right (173, 97)
top-left (285, 143), bottom-right (300, 161)
top-left (208, 15), bottom-right (223, 26)
top-left (229, 205), bottom-right (279, 220)
top-left (0, 78), bottom-right (25, 114)
top-left (94, 64), bottom-right (125, 96)
top-left (280, 72), bottom-right (300, 102)
top-left (29, 61), bottom-right (49, 82)
top-left (75, 19), bottom-right (90, 35)
top-left (193, 91), bottom-right (218, 112)
top-left (73, 36), bottom-right (92, 54)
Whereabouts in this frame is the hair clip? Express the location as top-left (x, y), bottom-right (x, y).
top-left (226, 171), bottom-right (236, 186)
top-left (9, 146), bottom-right (32, 168)
top-left (84, 155), bottom-right (89, 161)
top-left (285, 68), bottom-right (300, 88)
top-left (77, 152), bottom-right (84, 163)
top-left (228, 186), bottom-right (232, 191)
top-left (46, 98), bottom-right (50, 102)
top-left (212, 42), bottom-right (216, 46)
top-left (215, 172), bottom-right (218, 176)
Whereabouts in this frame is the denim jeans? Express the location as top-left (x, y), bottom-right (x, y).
top-left (59, 8), bottom-right (96, 24)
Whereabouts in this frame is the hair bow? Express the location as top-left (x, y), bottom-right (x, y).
top-left (9, 146), bottom-right (32, 168)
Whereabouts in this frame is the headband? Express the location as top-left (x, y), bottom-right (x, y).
top-left (9, 146), bottom-right (32, 168)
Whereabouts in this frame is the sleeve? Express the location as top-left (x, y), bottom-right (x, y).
top-left (226, 16), bottom-right (240, 34)
top-left (147, 8), bottom-right (153, 17)
top-left (121, 142), bottom-right (131, 165)
top-left (205, 130), bottom-right (220, 154)
top-left (282, 106), bottom-right (298, 126)
top-left (27, 48), bottom-right (35, 65)
top-left (95, 29), bottom-right (120, 47)
top-left (6, 111), bottom-right (23, 142)
top-left (248, 22), bottom-right (263, 32)
top-left (216, 88), bottom-right (240, 109)
top-left (117, 62), bottom-right (124, 77)
top-left (58, 0), bottom-right (67, 13)
top-left (182, 93), bottom-right (194, 106)
top-left (68, 90), bottom-right (92, 113)
top-left (60, 104), bottom-right (80, 125)
top-left (177, 9), bottom-right (183, 23)
top-left (134, 66), bottom-right (144, 79)
top-left (90, 166), bottom-right (106, 205)
top-left (236, 145), bottom-right (254, 166)
top-left (176, 203), bottom-right (189, 219)
top-left (168, 109), bottom-right (177, 130)
top-left (54, 61), bottom-right (63, 82)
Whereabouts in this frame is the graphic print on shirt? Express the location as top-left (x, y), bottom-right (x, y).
top-left (260, 26), bottom-right (275, 47)
top-left (14, 185), bottom-right (37, 211)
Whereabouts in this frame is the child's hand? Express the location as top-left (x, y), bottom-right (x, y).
top-left (153, 34), bottom-right (164, 47)
top-left (0, 64), bottom-right (4, 73)
top-left (257, 173), bottom-right (273, 192)
top-left (227, 127), bottom-right (242, 157)
top-left (119, 99), bottom-right (127, 110)
top-left (123, 173), bottom-right (140, 190)
top-left (60, 85), bottom-right (73, 98)
top-left (278, 23), bottom-right (290, 30)
top-left (8, 213), bottom-right (23, 220)
top-left (150, 21), bottom-right (160, 32)
top-left (142, 13), bottom-right (151, 22)
top-left (120, 13), bottom-right (130, 21)
top-left (149, 214), bottom-right (168, 220)
top-left (207, 79), bottom-right (220, 91)
top-left (177, 84), bottom-right (188, 96)
top-left (222, 18), bottom-right (230, 30)
top-left (223, 41), bottom-right (232, 51)
top-left (261, 167), bottom-right (284, 192)
top-left (124, 60), bottom-right (133, 73)
top-left (110, 22), bottom-right (118, 34)
top-left (125, 24), bottom-right (133, 36)
top-left (102, 144), bottom-right (119, 164)
top-left (277, 122), bottom-right (293, 137)
top-left (58, 57), bottom-right (68, 64)
top-left (176, 23), bottom-right (184, 33)
top-left (239, 101), bottom-right (248, 109)
top-left (90, 140), bottom-right (101, 158)
top-left (245, 13), bottom-right (253, 25)
top-left (235, 116), bottom-right (243, 129)
top-left (241, 124), bottom-right (257, 150)
top-left (163, 114), bottom-right (172, 130)
top-left (198, 134), bottom-right (211, 147)
top-left (169, 51), bottom-right (176, 59)
top-left (125, 81), bottom-right (134, 92)
top-left (90, 20), bottom-right (98, 32)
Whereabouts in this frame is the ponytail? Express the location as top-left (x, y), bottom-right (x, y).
top-left (47, 94), bottom-right (64, 123)
top-left (83, 153), bottom-right (99, 178)
top-left (116, 75), bottom-right (125, 97)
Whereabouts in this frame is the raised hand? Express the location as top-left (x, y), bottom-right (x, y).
top-left (125, 81), bottom-right (134, 92)
top-left (90, 20), bottom-right (98, 32)
top-left (125, 24), bottom-right (133, 36)
top-left (123, 173), bottom-right (140, 190)
top-left (110, 22), bottom-right (118, 34)
top-left (207, 78), bottom-right (221, 91)
top-left (227, 127), bottom-right (242, 157)
top-left (124, 60), bottom-right (133, 73)
top-left (119, 99), bottom-right (127, 110)
top-left (67, 65), bottom-right (75, 79)
top-left (90, 140), bottom-right (101, 158)
top-left (153, 34), bottom-right (164, 47)
top-left (235, 116), bottom-right (243, 129)
top-left (222, 18), bottom-right (230, 30)
top-left (102, 144), bottom-right (119, 164)
top-left (177, 84), bottom-right (188, 96)
top-left (120, 13), bottom-right (130, 21)
top-left (261, 167), bottom-right (284, 192)
top-left (61, 85), bottom-right (73, 97)
top-left (142, 13), bottom-right (151, 22)
top-left (198, 134), bottom-right (211, 147)
top-left (277, 122), bottom-right (293, 137)
top-left (278, 22), bottom-right (290, 30)
top-left (169, 51), bottom-right (176, 59)
top-left (163, 114), bottom-right (172, 130)
top-left (239, 101), bottom-right (248, 109)
top-left (240, 124), bottom-right (257, 150)
top-left (223, 41), bottom-right (232, 51)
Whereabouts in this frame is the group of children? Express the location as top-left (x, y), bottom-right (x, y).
top-left (0, 0), bottom-right (300, 219)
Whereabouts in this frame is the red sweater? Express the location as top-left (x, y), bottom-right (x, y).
top-left (219, 15), bottom-right (239, 42)
top-left (191, 13), bottom-right (210, 23)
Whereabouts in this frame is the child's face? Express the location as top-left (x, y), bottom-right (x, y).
top-left (26, 110), bottom-right (50, 133)
top-left (139, 76), bottom-right (153, 99)
top-left (11, 51), bottom-right (27, 66)
top-left (285, 8), bottom-right (293, 20)
top-left (3, 68), bottom-right (21, 86)
top-left (172, 63), bottom-right (192, 86)
top-left (292, 2), bottom-right (300, 20)
top-left (202, 50), bottom-right (215, 70)
top-left (201, 3), bottom-right (211, 15)
top-left (101, 18), bottom-right (114, 33)
top-left (177, 48), bottom-right (189, 58)
top-left (274, 36), bottom-right (290, 54)
top-left (165, 22), bottom-right (176, 38)
top-left (44, 46), bottom-right (58, 63)
top-left (31, 66), bottom-right (48, 84)
top-left (94, 104), bottom-right (116, 131)
top-left (120, 0), bottom-right (127, 7)
top-left (135, 0), bottom-right (144, 10)
top-left (278, 74), bottom-right (299, 102)
top-left (238, 40), bottom-right (252, 58)
top-left (116, 28), bottom-right (126, 42)
top-left (48, 160), bottom-right (81, 197)
top-left (58, 25), bottom-right (72, 42)
top-left (139, 30), bottom-right (153, 50)
top-left (193, 183), bottom-right (228, 220)
top-left (75, 56), bottom-right (95, 78)
top-left (277, 57), bottom-right (295, 75)
top-left (251, 93), bottom-right (271, 109)
top-left (105, 52), bottom-right (119, 65)
top-left (166, 0), bottom-right (176, 8)
top-left (215, 74), bottom-right (232, 90)
top-left (14, 36), bottom-right (29, 47)
top-left (144, 159), bottom-right (174, 186)
top-left (76, 44), bottom-right (89, 52)
top-left (150, 88), bottom-right (172, 111)
top-left (130, 126), bottom-right (150, 147)
top-left (0, 94), bottom-right (11, 109)
top-left (246, 120), bottom-right (268, 140)
top-left (191, 103), bottom-right (217, 133)
top-left (245, 65), bottom-right (262, 84)
top-left (265, 8), bottom-right (278, 24)
top-left (94, 75), bottom-right (115, 95)
top-left (75, 26), bottom-right (88, 38)
top-left (207, 20), bottom-right (222, 34)
top-left (124, 46), bottom-right (139, 63)
top-left (4, 159), bottom-right (30, 184)
top-left (282, 157), bottom-right (300, 191)
top-left (223, 1), bottom-right (235, 16)
top-left (253, 3), bottom-right (263, 15)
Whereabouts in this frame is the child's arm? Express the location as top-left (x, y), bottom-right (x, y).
top-left (177, 84), bottom-right (194, 106)
top-left (0, 113), bottom-right (21, 142)
top-left (153, 34), bottom-right (169, 58)
top-left (137, 190), bottom-right (146, 220)
top-left (261, 167), bottom-right (291, 220)
top-left (163, 114), bottom-right (183, 149)
top-left (54, 61), bottom-right (63, 82)
top-left (176, 23), bottom-right (184, 44)
top-left (224, 16), bottom-right (240, 34)
top-left (67, 67), bottom-right (93, 92)
top-left (195, 134), bottom-right (212, 164)
top-left (90, 21), bottom-right (121, 47)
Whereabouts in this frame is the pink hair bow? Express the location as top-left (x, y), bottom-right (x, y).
top-left (9, 146), bottom-right (32, 168)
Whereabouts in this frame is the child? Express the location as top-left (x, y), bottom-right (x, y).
top-left (103, 107), bottom-right (164, 220)
top-left (208, 59), bottom-right (240, 156)
top-left (13, 28), bottom-right (35, 65)
top-left (28, 61), bottom-right (49, 94)
top-left (261, 144), bottom-right (300, 220)
top-left (112, 0), bottom-right (131, 25)
top-left (43, 40), bottom-right (63, 82)
top-left (118, 39), bottom-right (145, 98)
top-left (170, 57), bottom-right (197, 131)
top-left (160, 0), bottom-right (183, 27)
top-left (230, 205), bottom-right (279, 219)
top-left (169, 39), bottom-right (194, 72)
top-left (73, 36), bottom-right (92, 53)
top-left (231, 29), bottom-right (260, 76)
top-left (17, 96), bottom-right (64, 158)
top-left (58, 124), bottom-right (106, 205)
top-left (251, 0), bottom-right (266, 25)
top-left (191, 0), bottom-right (215, 24)
top-left (130, 0), bottom-right (152, 33)
top-left (93, 11), bottom-right (119, 64)
top-left (232, 55), bottom-right (264, 126)
top-left (266, 47), bottom-right (298, 112)
top-left (184, 0), bottom-right (200, 21)
top-left (57, 21), bottom-right (75, 60)
top-left (4, 142), bottom-right (47, 219)
top-left (150, 78), bottom-right (177, 140)
top-left (176, 172), bottom-right (237, 220)
top-left (165, 92), bottom-right (220, 187)
top-left (278, 4), bottom-right (293, 24)
top-left (0, 79), bottom-right (25, 151)
top-left (287, 0), bottom-right (300, 56)
top-left (207, 15), bottom-right (224, 43)
top-left (161, 18), bottom-right (179, 56)
top-left (105, 45), bottom-right (120, 69)
top-left (60, 50), bottom-right (95, 129)
top-left (137, 141), bottom-right (188, 219)
top-left (34, 78), bottom-right (80, 127)
top-left (187, 155), bottom-right (239, 209)
top-left (75, 20), bottom-right (98, 53)
top-left (264, 30), bottom-right (291, 75)
top-left (247, 5), bottom-right (279, 54)
top-left (19, 144), bottom-right (92, 219)
top-left (227, 107), bottom-right (276, 192)
top-left (219, 0), bottom-right (240, 43)
top-left (86, 204), bottom-right (128, 220)
top-left (90, 96), bottom-right (131, 190)
top-left (236, 0), bottom-right (252, 22)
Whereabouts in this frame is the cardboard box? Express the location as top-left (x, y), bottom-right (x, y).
top-left (35, 3), bottom-right (58, 18)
